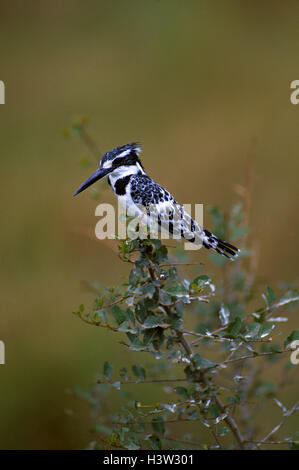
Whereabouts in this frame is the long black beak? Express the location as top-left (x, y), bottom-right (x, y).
top-left (73, 167), bottom-right (110, 196)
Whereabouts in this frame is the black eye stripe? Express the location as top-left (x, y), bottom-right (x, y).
top-left (113, 157), bottom-right (128, 166)
top-left (113, 155), bottom-right (139, 166)
top-left (110, 153), bottom-right (145, 171)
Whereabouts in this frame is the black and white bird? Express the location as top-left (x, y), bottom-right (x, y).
top-left (74, 143), bottom-right (239, 259)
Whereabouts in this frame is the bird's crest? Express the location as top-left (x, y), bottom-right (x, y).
top-left (101, 142), bottom-right (142, 165)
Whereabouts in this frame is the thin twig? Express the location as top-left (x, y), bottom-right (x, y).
top-left (97, 377), bottom-right (187, 385)
top-left (221, 348), bottom-right (290, 365)
top-left (79, 123), bottom-right (101, 160)
top-left (175, 331), bottom-right (246, 450)
top-left (257, 400), bottom-right (299, 448)
top-left (244, 440), bottom-right (290, 445)
top-left (160, 262), bottom-right (203, 267)
top-left (164, 436), bottom-right (203, 448)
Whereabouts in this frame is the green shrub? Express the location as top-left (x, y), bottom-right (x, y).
top-left (68, 118), bottom-right (299, 450)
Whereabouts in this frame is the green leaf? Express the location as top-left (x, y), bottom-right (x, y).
top-left (141, 284), bottom-right (156, 299)
top-left (144, 291), bottom-right (159, 309)
top-left (193, 275), bottom-right (211, 285)
top-left (175, 302), bottom-right (184, 317)
top-left (143, 315), bottom-right (166, 329)
top-left (196, 324), bottom-right (209, 335)
top-left (125, 440), bottom-right (140, 450)
top-left (94, 309), bottom-right (107, 322)
top-left (148, 434), bottom-right (162, 450)
top-left (159, 289), bottom-right (172, 305)
top-left (265, 286), bottom-right (275, 306)
top-left (129, 267), bottom-right (139, 286)
top-left (218, 426), bottom-right (229, 436)
top-left (111, 305), bottom-right (127, 325)
top-left (227, 390), bottom-right (246, 404)
top-left (118, 321), bottom-right (137, 333)
top-left (174, 386), bottom-right (189, 399)
top-left (260, 343), bottom-right (281, 361)
top-left (109, 432), bottom-right (118, 445)
top-left (126, 333), bottom-right (146, 351)
top-left (166, 285), bottom-right (188, 296)
top-left (120, 367), bottom-right (128, 379)
top-left (152, 328), bottom-right (165, 350)
top-left (92, 312), bottom-right (101, 323)
top-left (193, 353), bottom-right (216, 370)
top-left (143, 328), bottom-right (157, 346)
top-left (151, 417), bottom-right (165, 435)
top-left (253, 308), bottom-right (266, 323)
top-left (257, 323), bottom-right (275, 338)
top-left (135, 301), bottom-right (148, 323)
top-left (244, 322), bottom-right (260, 339)
top-left (284, 330), bottom-right (299, 347)
top-left (154, 244), bottom-right (168, 263)
top-left (118, 426), bottom-right (129, 441)
top-left (103, 361), bottom-right (113, 379)
top-left (132, 364), bottom-right (146, 379)
top-left (289, 441), bottom-right (299, 450)
top-left (226, 316), bottom-right (242, 338)
top-left (209, 403), bottom-right (220, 418)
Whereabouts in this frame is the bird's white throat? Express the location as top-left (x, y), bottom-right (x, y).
top-left (108, 163), bottom-right (145, 189)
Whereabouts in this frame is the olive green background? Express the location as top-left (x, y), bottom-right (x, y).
top-left (0, 1), bottom-right (298, 448)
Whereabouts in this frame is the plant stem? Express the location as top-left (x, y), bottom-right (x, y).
top-left (175, 330), bottom-right (246, 450)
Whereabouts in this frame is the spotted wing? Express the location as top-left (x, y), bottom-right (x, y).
top-left (129, 175), bottom-right (203, 243)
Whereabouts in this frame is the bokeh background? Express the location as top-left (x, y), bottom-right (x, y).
top-left (0, 0), bottom-right (298, 449)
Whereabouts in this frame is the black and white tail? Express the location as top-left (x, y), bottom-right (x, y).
top-left (202, 229), bottom-right (239, 259)
top-left (159, 206), bottom-right (240, 260)
top-left (177, 209), bottom-right (240, 260)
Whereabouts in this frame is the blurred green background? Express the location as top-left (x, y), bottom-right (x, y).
top-left (0, 0), bottom-right (298, 449)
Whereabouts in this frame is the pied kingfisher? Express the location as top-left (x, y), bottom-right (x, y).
top-left (74, 143), bottom-right (239, 259)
